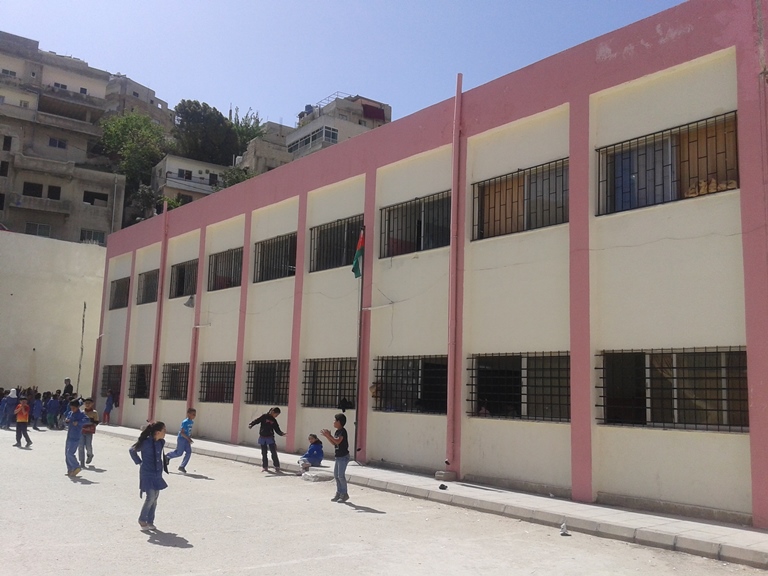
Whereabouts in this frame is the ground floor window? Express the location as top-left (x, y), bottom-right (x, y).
top-left (246, 360), bottom-right (290, 405)
top-left (301, 357), bottom-right (356, 409)
top-left (160, 363), bottom-right (189, 401)
top-left (101, 365), bottom-right (122, 399)
top-left (199, 361), bottom-right (236, 403)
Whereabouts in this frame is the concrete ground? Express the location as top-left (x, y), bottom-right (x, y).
top-left (1, 425), bottom-right (764, 576)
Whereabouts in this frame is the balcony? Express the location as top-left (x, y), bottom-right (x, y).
top-left (38, 86), bottom-right (105, 124)
top-left (7, 192), bottom-right (72, 215)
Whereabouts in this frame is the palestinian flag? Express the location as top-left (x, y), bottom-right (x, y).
top-left (351, 229), bottom-right (364, 278)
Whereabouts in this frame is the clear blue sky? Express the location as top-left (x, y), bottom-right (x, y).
top-left (1, 0), bottom-right (684, 125)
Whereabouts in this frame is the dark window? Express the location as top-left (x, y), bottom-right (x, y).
top-left (83, 191), bottom-right (109, 206)
top-left (467, 353), bottom-right (570, 421)
top-left (109, 277), bottom-right (130, 310)
top-left (177, 169), bottom-right (192, 180)
top-left (199, 361), bottom-right (236, 403)
top-left (380, 191), bottom-right (450, 258)
top-left (177, 193), bottom-right (193, 205)
top-left (136, 269), bottom-right (159, 305)
top-left (597, 112), bottom-right (738, 215)
top-left (254, 233), bottom-right (297, 282)
top-left (132, 91), bottom-right (140, 97)
top-left (302, 358), bottom-right (357, 409)
top-left (2, 136), bottom-right (11, 151)
top-left (1, 69), bottom-right (16, 77)
top-left (79, 87), bottom-right (87, 95)
top-left (170, 259), bottom-right (198, 298)
top-left (101, 365), bottom-right (122, 399)
top-left (160, 363), bottom-right (189, 400)
top-left (0, 193), bottom-right (4, 210)
top-left (309, 214), bottom-right (363, 272)
top-left (47, 185), bottom-right (61, 200)
top-left (208, 173), bottom-right (218, 186)
top-left (0, 161), bottom-right (8, 177)
top-left (472, 158), bottom-right (569, 240)
top-left (372, 356), bottom-right (448, 414)
top-left (22, 182), bottom-right (44, 197)
top-left (597, 347), bottom-right (748, 431)
top-left (80, 229), bottom-right (106, 246)
top-left (245, 360), bottom-right (290, 405)
top-left (129, 364), bottom-right (151, 399)
top-left (48, 137), bottom-right (67, 149)
top-left (53, 82), bottom-right (67, 90)
top-left (25, 222), bottom-right (50, 237)
top-left (207, 247), bottom-right (242, 291)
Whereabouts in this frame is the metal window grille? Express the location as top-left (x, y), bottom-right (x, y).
top-left (309, 214), bottom-right (363, 272)
top-left (372, 356), bottom-right (448, 414)
top-left (595, 347), bottom-right (748, 431)
top-left (128, 364), bottom-right (152, 399)
top-left (169, 259), bottom-right (198, 298)
top-left (160, 363), bottom-right (189, 401)
top-left (245, 360), bottom-right (290, 405)
top-left (466, 353), bottom-right (570, 421)
top-left (253, 233), bottom-right (297, 283)
top-left (208, 247), bottom-right (243, 291)
top-left (597, 111), bottom-right (739, 216)
top-left (199, 361), bottom-right (235, 403)
top-left (472, 159), bottom-right (569, 241)
top-left (101, 365), bottom-right (122, 398)
top-left (109, 277), bottom-right (130, 310)
top-left (136, 269), bottom-right (159, 305)
top-left (380, 190), bottom-right (451, 258)
top-left (301, 357), bottom-right (357, 408)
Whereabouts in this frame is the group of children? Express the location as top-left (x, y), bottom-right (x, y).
top-left (127, 406), bottom-right (350, 531)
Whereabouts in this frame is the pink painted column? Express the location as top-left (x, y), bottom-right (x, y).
top-left (230, 214), bottom-right (253, 443)
top-left (91, 257), bottom-right (111, 401)
top-left (568, 95), bottom-right (594, 502)
top-left (148, 204), bottom-right (170, 422)
top-left (117, 252), bottom-right (137, 426)
top-left (736, 4), bottom-right (768, 528)
top-left (187, 227), bottom-right (207, 411)
top-left (286, 193), bottom-right (309, 453)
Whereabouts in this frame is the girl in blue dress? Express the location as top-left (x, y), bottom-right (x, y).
top-left (129, 421), bottom-right (167, 531)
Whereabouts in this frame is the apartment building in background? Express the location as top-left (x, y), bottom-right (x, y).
top-left (105, 74), bottom-right (174, 133)
top-left (152, 154), bottom-right (228, 205)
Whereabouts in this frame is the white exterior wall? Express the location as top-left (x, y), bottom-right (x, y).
top-left (590, 49), bottom-right (749, 513)
top-left (40, 67), bottom-right (107, 98)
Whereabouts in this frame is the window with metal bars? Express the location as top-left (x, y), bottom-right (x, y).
top-left (128, 364), bottom-right (151, 399)
top-left (253, 233), bottom-right (297, 283)
top-left (472, 158), bottom-right (569, 241)
top-left (596, 347), bottom-right (748, 431)
top-left (597, 112), bottom-right (738, 215)
top-left (136, 269), bottom-right (159, 305)
top-left (109, 277), bottom-right (130, 310)
top-left (302, 358), bottom-right (357, 409)
top-left (199, 361), bottom-right (235, 403)
top-left (380, 191), bottom-right (451, 258)
top-left (208, 247), bottom-right (242, 291)
top-left (101, 365), bottom-right (122, 398)
top-left (169, 259), bottom-right (197, 298)
top-left (245, 360), bottom-right (290, 405)
top-left (466, 353), bottom-right (570, 421)
top-left (160, 363), bottom-right (189, 400)
top-left (309, 215), bottom-right (363, 272)
top-left (372, 356), bottom-right (448, 414)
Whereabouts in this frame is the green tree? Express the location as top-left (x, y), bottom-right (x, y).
top-left (173, 100), bottom-right (239, 166)
top-left (231, 107), bottom-right (263, 156)
top-left (130, 184), bottom-right (182, 221)
top-left (212, 166), bottom-right (252, 192)
top-left (99, 113), bottom-right (168, 194)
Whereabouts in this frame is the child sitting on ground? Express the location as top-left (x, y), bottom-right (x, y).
top-left (297, 433), bottom-right (324, 474)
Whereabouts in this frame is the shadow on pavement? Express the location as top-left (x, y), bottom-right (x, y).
top-left (69, 476), bottom-right (98, 485)
top-left (86, 467), bottom-right (107, 473)
top-left (147, 530), bottom-right (193, 548)
top-left (343, 502), bottom-right (386, 514)
top-left (180, 473), bottom-right (213, 480)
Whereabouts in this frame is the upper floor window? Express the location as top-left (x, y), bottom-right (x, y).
top-left (309, 214), bottom-right (363, 273)
top-left (176, 193), bottom-right (193, 205)
top-left (178, 169), bottom-right (192, 180)
top-left (170, 259), bottom-right (198, 298)
top-left (25, 222), bottom-right (50, 237)
top-left (83, 191), bottom-right (109, 206)
top-left (19, 100), bottom-right (28, 108)
top-left (208, 247), bottom-right (242, 291)
top-left (109, 277), bottom-right (130, 310)
top-left (467, 353), bottom-right (570, 421)
top-left (2, 135), bottom-right (12, 151)
top-left (22, 182), bottom-right (44, 198)
top-left (254, 233), bottom-right (297, 283)
top-left (47, 186), bottom-right (61, 200)
top-left (246, 360), bottom-right (290, 405)
top-left (0, 161), bottom-right (8, 177)
top-left (136, 269), bottom-right (159, 305)
top-left (597, 112), bottom-right (738, 215)
top-left (380, 190), bottom-right (450, 258)
top-left (302, 357), bottom-right (357, 409)
top-left (80, 229), bottom-right (106, 246)
top-left (372, 356), bottom-right (448, 414)
top-left (208, 173), bottom-right (218, 187)
top-left (473, 158), bottom-right (569, 240)
top-left (79, 87), bottom-right (87, 95)
top-left (1, 69), bottom-right (16, 77)
top-left (596, 347), bottom-right (747, 431)
top-left (53, 82), bottom-right (67, 90)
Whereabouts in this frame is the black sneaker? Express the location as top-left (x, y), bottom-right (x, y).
top-left (331, 493), bottom-right (341, 502)
top-left (178, 466), bottom-right (187, 473)
top-left (338, 494), bottom-right (350, 503)
top-left (86, 455), bottom-right (93, 464)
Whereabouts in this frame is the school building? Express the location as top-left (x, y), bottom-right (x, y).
top-left (93, 0), bottom-right (768, 526)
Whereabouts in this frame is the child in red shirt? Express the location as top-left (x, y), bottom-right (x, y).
top-left (13, 396), bottom-right (32, 448)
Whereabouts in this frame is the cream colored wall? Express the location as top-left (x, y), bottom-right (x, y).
top-left (102, 253), bottom-right (133, 365)
top-left (162, 231), bottom-right (200, 361)
top-left (0, 55), bottom-right (25, 75)
top-left (191, 402), bottom-right (235, 442)
top-left (366, 413), bottom-right (446, 471)
top-left (305, 176), bottom-right (364, 228)
top-left (40, 67), bottom-right (107, 98)
top-left (290, 407), bottom-right (354, 456)
top-left (129, 245), bottom-right (161, 362)
top-left (0, 233), bottom-right (104, 394)
top-left (155, 401), bottom-right (189, 436)
top-left (594, 427), bottom-right (751, 514)
top-left (122, 398), bottom-right (149, 429)
top-left (0, 85), bottom-right (38, 108)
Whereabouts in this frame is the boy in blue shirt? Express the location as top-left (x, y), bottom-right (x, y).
top-left (165, 408), bottom-right (196, 473)
top-left (65, 399), bottom-right (89, 476)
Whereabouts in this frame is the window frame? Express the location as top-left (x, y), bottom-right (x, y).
top-left (136, 269), bottom-right (159, 305)
top-left (199, 361), bottom-right (236, 403)
top-left (380, 190), bottom-right (451, 258)
top-left (25, 222), bottom-right (50, 237)
top-left (101, 365), bottom-right (122, 398)
top-left (80, 229), bottom-right (106, 246)
top-left (253, 232), bottom-right (297, 283)
top-left (309, 214), bottom-right (363, 273)
top-left (207, 247), bottom-right (243, 291)
top-left (372, 355), bottom-right (448, 415)
top-left (169, 259), bottom-right (198, 298)
top-left (245, 360), bottom-right (290, 405)
top-left (160, 363), bottom-right (189, 400)
top-left (301, 357), bottom-right (357, 409)
top-left (128, 364), bottom-right (152, 399)
top-left (109, 277), bottom-right (130, 310)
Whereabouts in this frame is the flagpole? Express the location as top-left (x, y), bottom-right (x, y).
top-left (353, 225), bottom-right (365, 461)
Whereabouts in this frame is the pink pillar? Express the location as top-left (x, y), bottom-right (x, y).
top-left (148, 204), bottom-right (170, 422)
top-left (230, 214), bottom-right (253, 443)
top-left (736, 4), bottom-right (768, 528)
top-left (187, 227), bottom-right (207, 411)
top-left (568, 95), bottom-right (594, 502)
top-left (117, 252), bottom-right (136, 426)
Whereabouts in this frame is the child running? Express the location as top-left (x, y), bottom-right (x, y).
top-left (128, 421), bottom-right (168, 531)
top-left (13, 396), bottom-right (32, 448)
top-left (297, 433), bottom-right (324, 474)
top-left (321, 413), bottom-right (350, 502)
top-left (165, 407), bottom-right (196, 474)
top-left (64, 399), bottom-right (89, 476)
top-left (78, 398), bottom-right (99, 467)
top-left (248, 407), bottom-right (285, 472)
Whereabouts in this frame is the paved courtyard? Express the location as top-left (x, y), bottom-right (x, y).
top-left (0, 427), bottom-right (761, 576)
